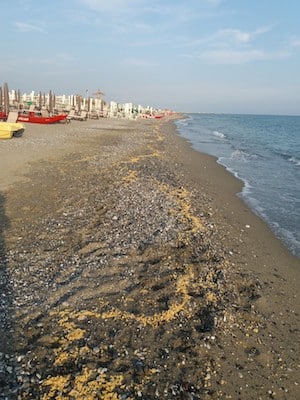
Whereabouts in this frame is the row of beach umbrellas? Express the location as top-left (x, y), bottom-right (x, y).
top-left (0, 83), bottom-right (56, 114)
top-left (0, 83), bottom-right (105, 114)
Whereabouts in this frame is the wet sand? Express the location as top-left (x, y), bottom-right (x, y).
top-left (0, 117), bottom-right (299, 399)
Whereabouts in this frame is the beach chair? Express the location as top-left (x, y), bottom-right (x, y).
top-left (90, 111), bottom-right (100, 119)
top-left (76, 111), bottom-right (87, 121)
top-left (66, 109), bottom-right (76, 121)
top-left (72, 110), bottom-right (87, 121)
top-left (6, 111), bottom-right (19, 123)
top-left (41, 109), bottom-right (49, 117)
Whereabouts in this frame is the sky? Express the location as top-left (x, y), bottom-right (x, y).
top-left (1, 0), bottom-right (300, 114)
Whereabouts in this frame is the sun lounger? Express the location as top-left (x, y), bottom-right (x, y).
top-left (75, 111), bottom-right (87, 121)
top-left (66, 109), bottom-right (76, 121)
top-left (6, 111), bottom-right (19, 123)
top-left (67, 110), bottom-right (88, 122)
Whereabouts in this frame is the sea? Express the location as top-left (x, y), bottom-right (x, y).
top-left (175, 113), bottom-right (300, 259)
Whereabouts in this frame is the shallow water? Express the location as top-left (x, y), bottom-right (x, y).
top-left (176, 113), bottom-right (300, 259)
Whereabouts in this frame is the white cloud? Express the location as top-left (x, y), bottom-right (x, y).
top-left (15, 21), bottom-right (45, 33)
top-left (17, 52), bottom-right (73, 67)
top-left (206, 0), bottom-right (223, 6)
top-left (80, 0), bottom-right (223, 18)
top-left (178, 25), bottom-right (288, 65)
top-left (199, 48), bottom-right (290, 64)
top-left (215, 26), bottom-right (272, 44)
top-left (221, 29), bottom-right (252, 44)
top-left (290, 38), bottom-right (300, 48)
top-left (79, 0), bottom-right (144, 13)
top-left (178, 25), bottom-right (273, 50)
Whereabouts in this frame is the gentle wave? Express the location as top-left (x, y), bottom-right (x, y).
top-left (175, 113), bottom-right (300, 258)
top-left (176, 116), bottom-right (192, 127)
top-left (289, 156), bottom-right (300, 166)
top-left (271, 224), bottom-right (300, 256)
top-left (229, 149), bottom-right (257, 162)
top-left (213, 130), bottom-right (225, 139)
top-left (217, 158), bottom-right (244, 183)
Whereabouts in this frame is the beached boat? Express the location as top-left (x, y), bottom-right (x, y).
top-left (0, 122), bottom-right (25, 139)
top-left (17, 111), bottom-right (67, 124)
top-left (0, 111), bottom-right (7, 120)
top-left (142, 114), bottom-right (164, 119)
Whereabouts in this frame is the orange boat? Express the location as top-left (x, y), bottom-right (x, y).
top-left (17, 111), bottom-right (67, 124)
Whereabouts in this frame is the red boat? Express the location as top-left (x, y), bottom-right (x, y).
top-left (0, 111), bottom-right (7, 120)
top-left (17, 111), bottom-right (67, 124)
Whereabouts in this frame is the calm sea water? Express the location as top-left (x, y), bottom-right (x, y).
top-left (175, 114), bottom-right (300, 259)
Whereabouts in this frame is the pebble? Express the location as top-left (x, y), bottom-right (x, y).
top-left (0, 118), bottom-right (297, 399)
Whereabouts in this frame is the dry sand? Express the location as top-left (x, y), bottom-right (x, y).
top-left (0, 117), bottom-right (299, 399)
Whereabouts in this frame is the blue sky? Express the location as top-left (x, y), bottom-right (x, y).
top-left (1, 0), bottom-right (300, 114)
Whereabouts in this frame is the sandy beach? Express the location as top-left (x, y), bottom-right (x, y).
top-left (0, 117), bottom-right (299, 399)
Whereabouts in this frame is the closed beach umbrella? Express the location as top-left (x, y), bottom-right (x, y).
top-left (49, 90), bottom-right (53, 113)
top-left (3, 82), bottom-right (9, 115)
top-left (77, 95), bottom-right (81, 112)
top-left (17, 89), bottom-right (21, 109)
top-left (0, 86), bottom-right (3, 110)
top-left (39, 91), bottom-right (42, 109)
top-left (93, 89), bottom-right (105, 99)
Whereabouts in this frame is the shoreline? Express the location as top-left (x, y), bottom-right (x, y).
top-left (0, 117), bottom-right (299, 399)
top-left (171, 119), bottom-right (300, 267)
top-left (175, 114), bottom-right (300, 262)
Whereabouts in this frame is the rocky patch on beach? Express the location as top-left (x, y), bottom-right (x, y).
top-left (0, 120), bottom-right (298, 399)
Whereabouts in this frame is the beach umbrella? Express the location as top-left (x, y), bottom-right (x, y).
top-left (3, 82), bottom-right (9, 115)
top-left (76, 95), bottom-right (81, 112)
top-left (49, 90), bottom-right (53, 114)
top-left (93, 89), bottom-right (105, 99)
top-left (39, 91), bottom-right (42, 109)
top-left (16, 89), bottom-right (21, 109)
top-left (0, 86), bottom-right (3, 110)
